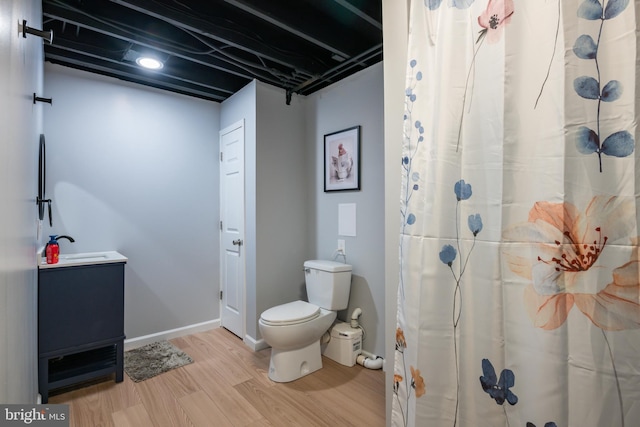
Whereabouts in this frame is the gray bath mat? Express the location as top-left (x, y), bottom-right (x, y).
top-left (124, 341), bottom-right (193, 382)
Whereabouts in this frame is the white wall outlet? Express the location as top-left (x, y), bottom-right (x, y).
top-left (338, 239), bottom-right (346, 254)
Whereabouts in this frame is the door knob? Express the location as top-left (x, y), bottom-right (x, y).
top-left (232, 239), bottom-right (243, 246)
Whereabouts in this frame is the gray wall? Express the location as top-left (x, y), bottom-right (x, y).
top-left (306, 63), bottom-right (386, 358)
top-left (0, 0), bottom-right (42, 403)
top-left (254, 82), bottom-right (308, 337)
top-left (220, 81), bottom-right (258, 340)
top-left (221, 81), bottom-right (308, 342)
top-left (43, 64), bottom-right (221, 339)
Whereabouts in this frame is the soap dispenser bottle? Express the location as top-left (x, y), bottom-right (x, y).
top-left (45, 235), bottom-right (59, 264)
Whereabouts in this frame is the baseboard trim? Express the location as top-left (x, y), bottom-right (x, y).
top-left (124, 319), bottom-right (220, 350)
top-left (244, 334), bottom-right (269, 351)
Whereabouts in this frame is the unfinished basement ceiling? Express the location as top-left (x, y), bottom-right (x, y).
top-left (42, 0), bottom-right (383, 103)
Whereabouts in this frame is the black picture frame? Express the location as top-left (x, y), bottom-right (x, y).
top-left (324, 126), bottom-right (361, 192)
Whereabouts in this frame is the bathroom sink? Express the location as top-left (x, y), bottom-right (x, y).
top-left (63, 254), bottom-right (108, 261)
top-left (38, 251), bottom-right (127, 269)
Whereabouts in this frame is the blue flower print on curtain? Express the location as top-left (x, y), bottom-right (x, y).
top-left (479, 359), bottom-right (518, 425)
top-left (394, 58), bottom-right (427, 427)
top-left (401, 60), bottom-right (423, 232)
top-left (425, 0), bottom-right (475, 10)
top-left (479, 359), bottom-right (518, 406)
top-left (438, 179), bottom-right (483, 426)
top-left (440, 180), bottom-right (483, 330)
top-left (572, 0), bottom-right (634, 172)
top-left (399, 59), bottom-right (424, 300)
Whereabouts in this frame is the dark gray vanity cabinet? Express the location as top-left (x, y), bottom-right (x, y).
top-left (38, 262), bottom-right (126, 403)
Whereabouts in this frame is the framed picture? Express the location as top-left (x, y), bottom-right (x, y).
top-left (324, 126), bottom-right (361, 192)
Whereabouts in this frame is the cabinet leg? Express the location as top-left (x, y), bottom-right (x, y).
top-left (38, 358), bottom-right (49, 403)
top-left (115, 341), bottom-right (124, 382)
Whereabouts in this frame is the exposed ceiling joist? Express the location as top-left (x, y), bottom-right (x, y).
top-left (222, 0), bottom-right (352, 60)
top-left (332, 0), bottom-right (382, 30)
top-left (43, 6), bottom-right (265, 85)
top-left (46, 52), bottom-right (227, 101)
top-left (42, 0), bottom-right (383, 102)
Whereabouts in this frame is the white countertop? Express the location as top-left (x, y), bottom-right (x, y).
top-left (38, 251), bottom-right (128, 269)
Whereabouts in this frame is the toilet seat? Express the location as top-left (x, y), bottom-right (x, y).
top-left (260, 300), bottom-right (320, 326)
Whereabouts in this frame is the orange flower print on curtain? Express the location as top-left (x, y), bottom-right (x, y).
top-left (393, 327), bottom-right (425, 426)
top-left (503, 195), bottom-right (640, 331)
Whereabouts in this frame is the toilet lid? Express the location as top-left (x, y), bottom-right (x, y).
top-left (260, 300), bottom-right (320, 326)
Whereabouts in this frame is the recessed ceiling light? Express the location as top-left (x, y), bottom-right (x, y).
top-left (136, 57), bottom-right (163, 70)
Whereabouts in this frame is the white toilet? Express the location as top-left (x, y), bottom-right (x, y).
top-left (259, 260), bottom-right (352, 382)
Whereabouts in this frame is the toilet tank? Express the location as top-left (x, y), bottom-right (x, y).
top-left (304, 260), bottom-right (352, 310)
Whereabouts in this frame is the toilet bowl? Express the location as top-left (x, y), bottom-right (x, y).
top-left (259, 260), bottom-right (352, 383)
top-left (259, 301), bottom-right (337, 382)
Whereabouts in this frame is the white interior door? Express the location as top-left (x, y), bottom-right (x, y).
top-left (219, 120), bottom-right (245, 338)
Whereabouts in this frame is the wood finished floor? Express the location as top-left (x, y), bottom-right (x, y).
top-left (49, 328), bottom-right (385, 426)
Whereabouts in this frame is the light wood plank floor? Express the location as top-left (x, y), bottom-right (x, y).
top-left (49, 328), bottom-right (385, 426)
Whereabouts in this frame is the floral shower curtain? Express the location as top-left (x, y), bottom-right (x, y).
top-left (392, 1), bottom-right (640, 426)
